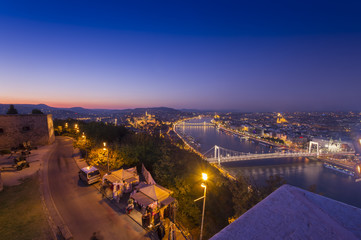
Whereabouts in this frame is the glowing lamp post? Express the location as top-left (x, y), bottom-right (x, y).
top-left (82, 133), bottom-right (87, 158)
top-left (74, 124), bottom-right (80, 133)
top-left (104, 142), bottom-right (109, 172)
top-left (202, 173), bottom-right (208, 181)
top-left (103, 142), bottom-right (109, 173)
top-left (194, 173), bottom-right (208, 240)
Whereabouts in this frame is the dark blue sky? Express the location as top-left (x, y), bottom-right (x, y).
top-left (1, 1), bottom-right (360, 111)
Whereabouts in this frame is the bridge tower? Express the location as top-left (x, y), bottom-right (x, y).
top-left (214, 145), bottom-right (221, 166)
top-left (309, 141), bottom-right (319, 157)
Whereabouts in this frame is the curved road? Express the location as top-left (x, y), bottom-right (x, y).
top-left (48, 137), bottom-right (147, 240)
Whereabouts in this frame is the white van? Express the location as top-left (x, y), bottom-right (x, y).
top-left (78, 166), bottom-right (101, 185)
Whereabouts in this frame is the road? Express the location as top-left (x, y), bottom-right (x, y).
top-left (48, 137), bottom-right (147, 240)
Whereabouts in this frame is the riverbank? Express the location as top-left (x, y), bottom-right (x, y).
top-left (217, 125), bottom-right (285, 149)
top-left (173, 120), bottom-right (205, 158)
top-left (173, 119), bottom-right (238, 181)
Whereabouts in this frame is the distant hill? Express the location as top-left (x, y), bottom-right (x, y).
top-left (0, 104), bottom-right (197, 119)
top-left (0, 104), bottom-right (55, 114)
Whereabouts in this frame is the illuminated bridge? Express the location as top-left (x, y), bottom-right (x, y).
top-left (204, 145), bottom-right (354, 165)
top-left (175, 121), bottom-right (214, 127)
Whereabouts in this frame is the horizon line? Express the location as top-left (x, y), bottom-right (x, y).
top-left (0, 103), bottom-right (360, 113)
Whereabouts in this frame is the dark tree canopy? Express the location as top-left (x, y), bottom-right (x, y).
top-left (6, 105), bottom-right (18, 114)
top-left (32, 109), bottom-right (43, 114)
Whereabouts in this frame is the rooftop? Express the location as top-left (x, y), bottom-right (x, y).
top-left (80, 166), bottom-right (98, 174)
top-left (211, 184), bottom-right (361, 240)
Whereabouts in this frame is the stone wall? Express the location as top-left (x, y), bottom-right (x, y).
top-left (0, 114), bottom-right (55, 149)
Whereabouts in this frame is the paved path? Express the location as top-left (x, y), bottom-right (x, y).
top-left (0, 143), bottom-right (55, 186)
top-left (47, 137), bottom-right (148, 240)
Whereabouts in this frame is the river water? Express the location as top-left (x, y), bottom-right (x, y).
top-left (175, 118), bottom-right (361, 208)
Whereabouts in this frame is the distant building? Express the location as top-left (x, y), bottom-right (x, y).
top-left (311, 137), bottom-right (352, 153)
top-left (0, 114), bottom-right (55, 149)
top-left (276, 113), bottom-right (288, 124)
top-left (128, 112), bottom-right (157, 128)
top-left (211, 184), bottom-right (361, 240)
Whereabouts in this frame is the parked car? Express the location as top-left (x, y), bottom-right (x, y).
top-left (78, 166), bottom-right (101, 185)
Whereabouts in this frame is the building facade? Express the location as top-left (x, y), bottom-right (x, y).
top-left (0, 114), bottom-right (55, 149)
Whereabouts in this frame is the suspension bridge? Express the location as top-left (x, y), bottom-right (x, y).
top-left (203, 145), bottom-right (354, 165)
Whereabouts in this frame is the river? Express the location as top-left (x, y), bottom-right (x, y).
top-left (175, 118), bottom-right (361, 208)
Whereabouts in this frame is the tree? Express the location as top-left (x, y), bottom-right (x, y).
top-left (6, 105), bottom-right (18, 114)
top-left (262, 174), bottom-right (286, 196)
top-left (32, 109), bottom-right (43, 114)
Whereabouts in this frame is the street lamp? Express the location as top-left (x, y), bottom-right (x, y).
top-left (194, 173), bottom-right (208, 240)
top-left (103, 142), bottom-right (109, 173)
top-left (82, 133), bottom-right (87, 158)
top-left (202, 173), bottom-right (208, 181)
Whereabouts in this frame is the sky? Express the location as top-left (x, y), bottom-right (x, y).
top-left (0, 0), bottom-right (360, 111)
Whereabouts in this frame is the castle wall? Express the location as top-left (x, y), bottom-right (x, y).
top-left (0, 114), bottom-right (55, 149)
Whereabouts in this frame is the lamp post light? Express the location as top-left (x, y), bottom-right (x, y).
top-left (103, 142), bottom-right (109, 173)
top-left (200, 183), bottom-right (207, 240)
top-left (194, 173), bottom-right (208, 240)
top-left (82, 133), bottom-right (87, 158)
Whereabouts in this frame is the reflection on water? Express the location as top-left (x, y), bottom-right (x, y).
top-left (177, 118), bottom-right (361, 208)
top-left (176, 123), bottom-right (272, 155)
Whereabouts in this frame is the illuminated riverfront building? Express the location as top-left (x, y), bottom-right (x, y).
top-left (276, 113), bottom-right (288, 124)
top-left (128, 112), bottom-right (157, 128)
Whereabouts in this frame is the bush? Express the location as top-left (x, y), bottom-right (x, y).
top-left (31, 109), bottom-right (43, 114)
